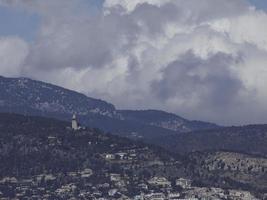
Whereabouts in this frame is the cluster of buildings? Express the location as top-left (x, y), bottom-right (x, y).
top-left (0, 170), bottom-right (259, 200)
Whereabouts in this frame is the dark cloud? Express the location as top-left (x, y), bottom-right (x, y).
top-left (151, 52), bottom-right (244, 123)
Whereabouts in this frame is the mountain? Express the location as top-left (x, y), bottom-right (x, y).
top-left (152, 124), bottom-right (267, 157)
top-left (0, 76), bottom-right (218, 140)
top-left (0, 113), bottom-right (265, 199)
top-left (119, 110), bottom-right (218, 132)
top-left (0, 75), bottom-right (116, 117)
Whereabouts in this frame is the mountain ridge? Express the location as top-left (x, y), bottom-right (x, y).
top-left (0, 75), bottom-right (219, 139)
top-left (118, 109), bottom-right (218, 132)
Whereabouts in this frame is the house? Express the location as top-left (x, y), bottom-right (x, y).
top-left (148, 177), bottom-right (171, 187)
top-left (176, 178), bottom-right (191, 189)
top-left (138, 183), bottom-right (148, 190)
top-left (105, 154), bottom-right (116, 160)
top-left (55, 184), bottom-right (77, 196)
top-left (115, 152), bottom-right (128, 160)
top-left (67, 172), bottom-right (78, 177)
top-left (0, 177), bottom-right (18, 184)
top-left (110, 174), bottom-right (122, 182)
top-left (97, 183), bottom-right (110, 189)
top-left (134, 194), bottom-right (144, 200)
top-left (144, 192), bottom-right (165, 200)
top-left (108, 189), bottom-right (118, 196)
top-left (47, 136), bottom-right (59, 146)
top-left (35, 174), bottom-right (56, 184)
top-left (168, 192), bottom-right (180, 199)
top-left (81, 168), bottom-right (93, 178)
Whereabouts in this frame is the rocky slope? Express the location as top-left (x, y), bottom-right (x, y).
top-left (187, 151), bottom-right (267, 196)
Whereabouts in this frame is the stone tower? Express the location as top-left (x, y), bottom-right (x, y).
top-left (72, 114), bottom-right (79, 130)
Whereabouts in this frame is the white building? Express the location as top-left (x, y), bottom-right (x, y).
top-left (108, 189), bottom-right (118, 196)
top-left (115, 152), bottom-right (127, 160)
top-left (168, 192), bottom-right (181, 199)
top-left (72, 114), bottom-right (79, 130)
top-left (80, 168), bottom-right (93, 178)
top-left (176, 178), bottom-right (191, 189)
top-left (110, 174), bottom-right (122, 182)
top-left (105, 154), bottom-right (116, 160)
top-left (145, 193), bottom-right (165, 200)
top-left (148, 177), bottom-right (171, 187)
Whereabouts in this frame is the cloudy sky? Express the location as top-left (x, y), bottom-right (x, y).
top-left (0, 0), bottom-right (267, 125)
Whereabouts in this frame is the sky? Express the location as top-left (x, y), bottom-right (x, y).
top-left (249, 0), bottom-right (267, 10)
top-left (1, 0), bottom-right (267, 125)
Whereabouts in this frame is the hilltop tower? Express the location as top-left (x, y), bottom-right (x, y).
top-left (72, 114), bottom-right (79, 130)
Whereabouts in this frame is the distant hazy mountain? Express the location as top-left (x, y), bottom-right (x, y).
top-left (0, 76), bottom-right (218, 139)
top-left (119, 110), bottom-right (218, 132)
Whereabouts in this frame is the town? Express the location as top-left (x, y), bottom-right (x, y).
top-left (0, 158), bottom-right (259, 199)
top-left (0, 115), bottom-right (260, 200)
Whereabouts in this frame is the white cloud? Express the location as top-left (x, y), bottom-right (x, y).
top-left (0, 36), bottom-right (29, 77)
top-left (1, 0), bottom-right (267, 125)
top-left (103, 0), bottom-right (172, 13)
